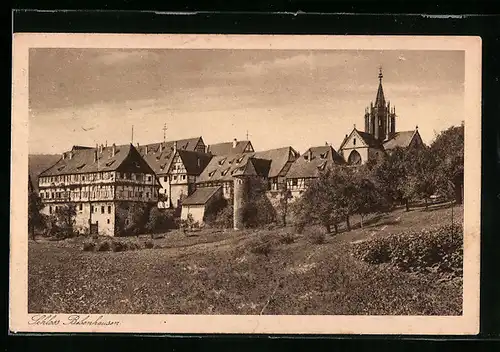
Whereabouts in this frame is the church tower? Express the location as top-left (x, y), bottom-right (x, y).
top-left (364, 67), bottom-right (397, 141)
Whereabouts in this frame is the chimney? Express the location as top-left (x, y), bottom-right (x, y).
top-left (94, 150), bottom-right (98, 163)
top-left (105, 140), bottom-right (108, 148)
top-left (112, 143), bottom-right (116, 157)
top-left (145, 145), bottom-right (148, 155)
top-left (69, 151), bottom-right (73, 160)
top-left (308, 149), bottom-right (313, 161)
top-left (325, 141), bottom-right (329, 146)
top-left (62, 152), bottom-right (66, 160)
top-left (100, 144), bottom-right (104, 153)
top-left (197, 159), bottom-right (200, 168)
top-left (173, 141), bottom-right (177, 151)
top-left (159, 143), bottom-right (164, 152)
top-left (136, 143), bottom-right (140, 149)
top-left (232, 138), bottom-right (237, 148)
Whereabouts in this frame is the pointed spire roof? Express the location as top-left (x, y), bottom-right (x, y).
top-left (375, 66), bottom-right (386, 107)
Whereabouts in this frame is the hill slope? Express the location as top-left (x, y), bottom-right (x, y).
top-left (28, 154), bottom-right (60, 192)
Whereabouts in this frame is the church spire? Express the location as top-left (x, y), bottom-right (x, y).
top-left (375, 66), bottom-right (386, 108)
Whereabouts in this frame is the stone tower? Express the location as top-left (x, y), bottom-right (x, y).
top-left (233, 175), bottom-right (248, 230)
top-left (364, 67), bottom-right (397, 141)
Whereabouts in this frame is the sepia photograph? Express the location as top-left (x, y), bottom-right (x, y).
top-left (11, 34), bottom-right (481, 335)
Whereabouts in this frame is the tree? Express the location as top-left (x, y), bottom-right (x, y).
top-left (145, 207), bottom-right (168, 236)
top-left (294, 167), bottom-right (350, 234)
top-left (430, 124), bottom-right (464, 204)
top-left (402, 146), bottom-right (438, 210)
top-left (54, 204), bottom-right (77, 239)
top-left (352, 174), bottom-right (387, 227)
top-left (370, 147), bottom-right (408, 210)
top-left (28, 189), bottom-right (45, 241)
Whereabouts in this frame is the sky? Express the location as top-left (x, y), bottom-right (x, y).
top-left (28, 48), bottom-right (464, 155)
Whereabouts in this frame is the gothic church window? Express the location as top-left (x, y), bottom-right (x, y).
top-left (348, 150), bottom-right (362, 165)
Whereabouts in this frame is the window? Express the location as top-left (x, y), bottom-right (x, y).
top-left (353, 138), bottom-right (356, 146)
top-left (79, 204), bottom-right (83, 211)
top-left (164, 176), bottom-right (168, 182)
top-left (182, 175), bottom-right (186, 180)
top-left (146, 192), bottom-right (150, 198)
top-left (292, 179), bottom-right (298, 186)
top-left (107, 219), bottom-right (110, 224)
top-left (49, 206), bottom-right (52, 214)
top-left (40, 192), bottom-right (44, 198)
top-left (116, 172), bottom-right (121, 178)
top-left (108, 205), bottom-right (111, 214)
top-left (147, 175), bottom-right (152, 182)
top-left (173, 175), bottom-right (177, 180)
top-left (125, 219), bottom-right (130, 226)
top-left (101, 206), bottom-right (104, 214)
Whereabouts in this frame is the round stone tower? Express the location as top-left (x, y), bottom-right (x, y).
top-left (233, 176), bottom-right (248, 230)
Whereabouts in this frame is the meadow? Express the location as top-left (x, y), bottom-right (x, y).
top-left (28, 203), bottom-right (463, 315)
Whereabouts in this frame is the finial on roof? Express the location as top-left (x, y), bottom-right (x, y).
top-left (416, 125), bottom-right (418, 130)
top-left (378, 65), bottom-right (383, 82)
top-left (354, 123), bottom-right (356, 129)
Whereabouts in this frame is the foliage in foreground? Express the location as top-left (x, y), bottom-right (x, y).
top-left (351, 224), bottom-right (463, 277)
top-left (29, 227), bottom-right (462, 316)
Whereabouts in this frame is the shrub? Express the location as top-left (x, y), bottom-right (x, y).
top-left (247, 236), bottom-right (273, 257)
top-left (97, 241), bottom-right (111, 252)
top-left (278, 232), bottom-right (295, 245)
top-left (144, 239), bottom-right (154, 249)
top-left (111, 240), bottom-right (128, 252)
top-left (308, 232), bottom-right (326, 245)
top-left (351, 224), bottom-right (463, 276)
top-left (82, 240), bottom-right (96, 252)
top-left (209, 204), bottom-right (233, 229)
top-left (115, 202), bottom-right (152, 236)
top-left (243, 196), bottom-right (276, 228)
top-left (145, 207), bottom-right (174, 234)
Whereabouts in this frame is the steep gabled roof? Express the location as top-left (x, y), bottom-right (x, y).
top-left (39, 144), bottom-right (154, 176)
top-left (253, 146), bottom-right (299, 178)
top-left (286, 146), bottom-right (345, 179)
top-left (339, 128), bottom-right (384, 150)
top-left (196, 152), bottom-right (262, 183)
top-left (206, 140), bottom-right (253, 155)
top-left (356, 130), bottom-right (384, 148)
top-left (383, 130), bottom-right (418, 150)
top-left (176, 150), bottom-right (213, 175)
top-left (182, 186), bottom-right (222, 205)
top-left (138, 137), bottom-right (205, 175)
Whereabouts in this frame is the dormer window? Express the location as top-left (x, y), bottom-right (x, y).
top-left (105, 160), bottom-right (115, 167)
top-left (221, 168), bottom-right (230, 176)
top-left (76, 163), bottom-right (86, 170)
top-left (353, 138), bottom-right (356, 146)
top-left (218, 158), bottom-right (226, 166)
top-left (208, 170), bottom-right (216, 177)
top-left (57, 166), bottom-right (65, 171)
top-left (236, 156), bottom-right (244, 164)
top-left (317, 161), bottom-right (327, 171)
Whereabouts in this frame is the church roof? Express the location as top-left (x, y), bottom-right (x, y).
top-left (206, 140), bottom-right (253, 155)
top-left (182, 186), bottom-right (222, 205)
top-left (39, 144), bottom-right (154, 176)
top-left (286, 146), bottom-right (345, 179)
top-left (356, 130), bottom-right (384, 148)
top-left (383, 130), bottom-right (418, 150)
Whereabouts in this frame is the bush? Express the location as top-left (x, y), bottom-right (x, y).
top-left (351, 224), bottom-right (463, 276)
top-left (97, 241), bottom-right (111, 252)
top-left (243, 196), bottom-right (276, 228)
top-left (308, 232), bottom-right (326, 245)
top-left (144, 239), bottom-right (154, 249)
top-left (145, 207), bottom-right (175, 234)
top-left (82, 240), bottom-right (96, 252)
top-left (247, 235), bottom-right (273, 257)
top-left (208, 204), bottom-right (233, 229)
top-left (278, 232), bottom-right (295, 245)
top-left (111, 240), bottom-right (128, 252)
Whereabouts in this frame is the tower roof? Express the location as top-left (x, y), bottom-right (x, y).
top-left (375, 66), bottom-right (386, 107)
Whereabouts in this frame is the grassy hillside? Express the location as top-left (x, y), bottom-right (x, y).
top-left (28, 154), bottom-right (60, 191)
top-left (28, 203), bottom-right (463, 315)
